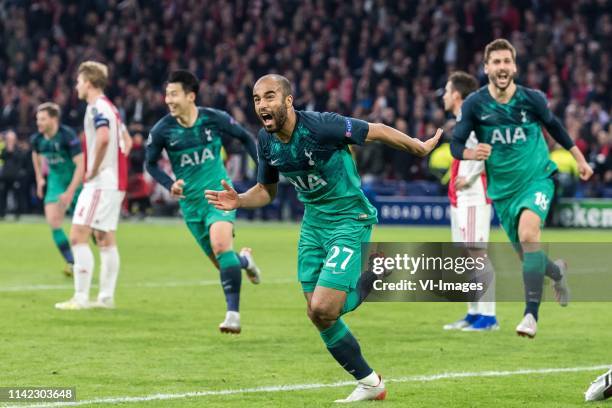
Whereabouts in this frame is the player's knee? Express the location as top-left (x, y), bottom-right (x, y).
top-left (51, 216), bottom-right (64, 230)
top-left (70, 230), bottom-right (87, 246)
top-left (211, 241), bottom-right (231, 256)
top-left (306, 306), bottom-right (317, 323)
top-left (309, 300), bottom-right (339, 323)
top-left (45, 208), bottom-right (61, 228)
top-left (518, 226), bottom-right (540, 243)
top-left (49, 219), bottom-right (62, 229)
top-left (94, 231), bottom-right (110, 247)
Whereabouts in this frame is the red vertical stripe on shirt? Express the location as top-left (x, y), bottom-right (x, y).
top-left (448, 159), bottom-right (460, 207)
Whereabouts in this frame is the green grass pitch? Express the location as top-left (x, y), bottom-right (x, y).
top-left (1, 220), bottom-right (610, 407)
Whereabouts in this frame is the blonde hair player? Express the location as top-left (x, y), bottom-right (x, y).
top-left (55, 61), bottom-right (129, 310)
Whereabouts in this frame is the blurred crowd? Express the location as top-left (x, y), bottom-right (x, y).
top-left (0, 0), bottom-right (610, 217)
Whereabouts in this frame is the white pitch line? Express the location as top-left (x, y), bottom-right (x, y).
top-left (0, 279), bottom-right (295, 293)
top-left (4, 364), bottom-right (609, 408)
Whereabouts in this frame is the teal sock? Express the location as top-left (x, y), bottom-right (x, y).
top-left (216, 251), bottom-right (242, 312)
top-left (523, 250), bottom-right (546, 320)
top-left (320, 318), bottom-right (373, 380)
top-left (340, 289), bottom-right (360, 316)
top-left (52, 228), bottom-right (73, 264)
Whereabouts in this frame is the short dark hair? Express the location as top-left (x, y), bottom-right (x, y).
top-left (37, 102), bottom-right (61, 119)
top-left (484, 38), bottom-right (516, 63)
top-left (448, 71), bottom-right (478, 100)
top-left (274, 75), bottom-right (292, 98)
top-left (255, 74), bottom-right (293, 98)
top-left (167, 70), bottom-right (199, 97)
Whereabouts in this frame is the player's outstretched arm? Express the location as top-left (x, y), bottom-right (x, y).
top-left (205, 180), bottom-right (277, 210)
top-left (365, 123), bottom-right (443, 157)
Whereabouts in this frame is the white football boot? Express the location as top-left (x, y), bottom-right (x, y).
top-left (219, 311), bottom-right (241, 334)
top-left (334, 376), bottom-right (386, 403)
top-left (515, 313), bottom-right (537, 338)
top-left (240, 247), bottom-right (261, 284)
top-left (89, 297), bottom-right (115, 309)
top-left (551, 259), bottom-right (570, 307)
top-left (585, 368), bottom-right (612, 401)
top-left (54, 297), bottom-right (89, 310)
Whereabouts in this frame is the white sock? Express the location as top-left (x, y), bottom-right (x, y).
top-left (478, 302), bottom-right (496, 317)
top-left (478, 260), bottom-right (496, 316)
top-left (467, 302), bottom-right (479, 315)
top-left (98, 246), bottom-right (120, 301)
top-left (359, 371), bottom-right (380, 386)
top-left (72, 244), bottom-right (94, 303)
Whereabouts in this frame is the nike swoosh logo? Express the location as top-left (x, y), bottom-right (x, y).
top-left (270, 159), bottom-right (280, 165)
top-left (169, 140), bottom-right (179, 146)
top-left (480, 114), bottom-right (493, 120)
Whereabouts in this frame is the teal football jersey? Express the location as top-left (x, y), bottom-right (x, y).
top-left (453, 85), bottom-right (559, 200)
top-left (257, 111), bottom-right (377, 225)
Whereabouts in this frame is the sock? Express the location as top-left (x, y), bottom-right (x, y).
top-left (320, 318), bottom-right (374, 381)
top-left (478, 302), bottom-right (496, 317)
top-left (237, 253), bottom-right (249, 269)
top-left (477, 259), bottom-right (496, 317)
top-left (98, 246), bottom-right (120, 301)
top-left (359, 370), bottom-right (381, 386)
top-left (545, 258), bottom-right (562, 281)
top-left (467, 302), bottom-right (479, 315)
top-left (72, 243), bottom-right (94, 303)
top-left (345, 268), bottom-right (379, 315)
top-left (341, 289), bottom-right (361, 316)
top-left (522, 250), bottom-right (546, 321)
top-left (52, 228), bottom-right (74, 264)
top-left (217, 250), bottom-right (242, 312)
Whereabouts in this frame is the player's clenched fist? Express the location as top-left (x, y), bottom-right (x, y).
top-left (170, 179), bottom-right (186, 198)
top-left (474, 143), bottom-right (492, 160)
top-left (577, 160), bottom-right (594, 181)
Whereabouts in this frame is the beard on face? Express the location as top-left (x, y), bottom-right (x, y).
top-left (260, 104), bottom-right (288, 133)
top-left (489, 70), bottom-right (514, 91)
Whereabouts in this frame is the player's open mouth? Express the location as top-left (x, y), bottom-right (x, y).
top-left (260, 112), bottom-right (274, 126)
top-left (497, 72), bottom-right (509, 81)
